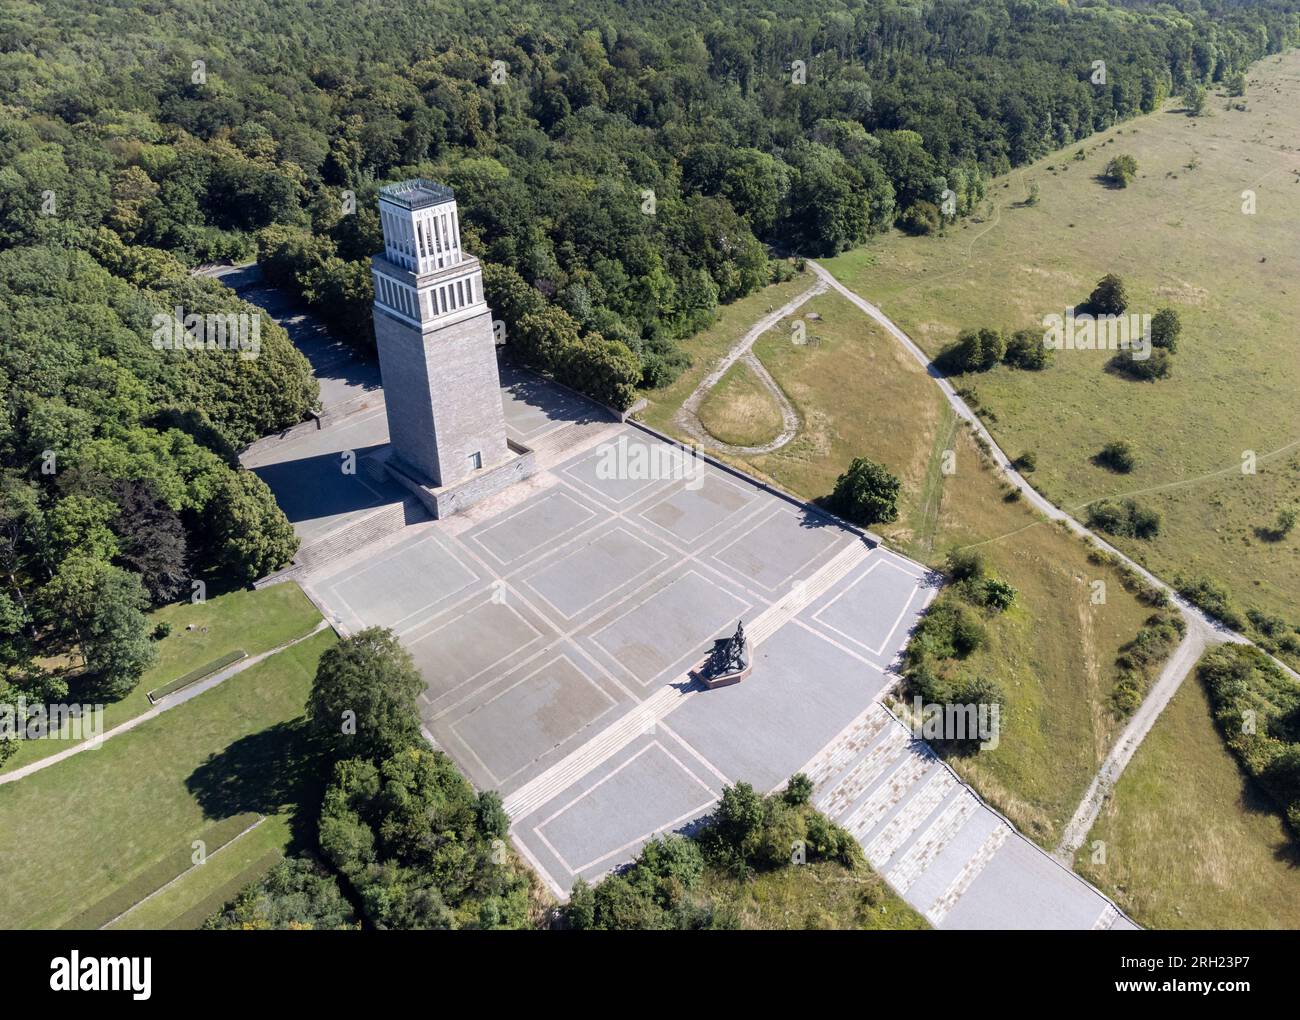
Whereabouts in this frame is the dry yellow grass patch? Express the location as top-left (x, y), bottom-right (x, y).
top-left (696, 359), bottom-right (784, 448)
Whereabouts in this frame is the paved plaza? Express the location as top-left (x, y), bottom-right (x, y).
top-left (245, 366), bottom-right (1133, 929)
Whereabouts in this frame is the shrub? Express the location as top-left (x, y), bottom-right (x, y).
top-left (1012, 451), bottom-right (1037, 472)
top-left (976, 578), bottom-right (1017, 612)
top-left (1096, 440), bottom-right (1137, 473)
top-left (1103, 154), bottom-right (1138, 187)
top-left (827, 457), bottom-right (901, 526)
top-left (475, 790), bottom-right (509, 840)
top-left (783, 772), bottom-right (814, 806)
top-left (554, 332), bottom-right (641, 411)
top-left (900, 200), bottom-right (942, 235)
top-left (1198, 645), bottom-right (1300, 845)
top-left (952, 609), bottom-right (989, 655)
top-left (1177, 576), bottom-right (1244, 630)
top-left (947, 548), bottom-right (985, 582)
top-left (954, 327), bottom-right (1006, 373)
top-left (1089, 273), bottom-right (1128, 315)
top-left (206, 857), bottom-right (356, 930)
top-left (1087, 499), bottom-right (1161, 539)
top-left (1150, 307), bottom-right (1181, 351)
top-left (1265, 507), bottom-right (1297, 540)
top-left (1245, 609), bottom-right (1293, 643)
top-left (1002, 328), bottom-right (1051, 370)
top-left (1111, 671), bottom-right (1144, 715)
top-left (912, 599), bottom-right (987, 660)
top-left (1115, 347), bottom-right (1173, 381)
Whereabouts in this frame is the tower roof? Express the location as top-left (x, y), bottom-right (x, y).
top-left (379, 179), bottom-right (455, 210)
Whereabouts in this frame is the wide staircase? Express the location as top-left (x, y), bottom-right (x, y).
top-left (802, 704), bottom-right (1014, 927)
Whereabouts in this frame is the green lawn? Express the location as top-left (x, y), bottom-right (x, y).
top-left (823, 50), bottom-right (1300, 645)
top-left (727, 289), bottom-right (952, 553)
top-left (0, 628), bottom-right (335, 929)
top-left (2, 581), bottom-right (322, 774)
top-left (108, 814), bottom-right (291, 930)
top-left (1077, 664), bottom-right (1300, 929)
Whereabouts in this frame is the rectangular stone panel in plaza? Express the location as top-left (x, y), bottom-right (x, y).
top-left (637, 473), bottom-right (761, 546)
top-left (709, 506), bottom-right (851, 592)
top-left (808, 555), bottom-right (935, 660)
top-left (444, 651), bottom-right (624, 789)
top-left (665, 619), bottom-right (888, 792)
top-left (407, 592), bottom-right (553, 709)
top-left (465, 487), bottom-right (598, 567)
top-left (587, 569), bottom-right (754, 688)
top-left (311, 528), bottom-right (480, 633)
top-left (518, 525), bottom-right (668, 622)
top-left (529, 738), bottom-right (719, 881)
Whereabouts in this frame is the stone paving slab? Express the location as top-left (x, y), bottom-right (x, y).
top-left (585, 568), bottom-right (755, 690)
top-left (515, 523), bottom-right (670, 625)
top-left (310, 526), bottom-right (481, 633)
top-left (464, 487), bottom-right (599, 568)
top-left (801, 552), bottom-right (937, 668)
top-left (439, 647), bottom-right (631, 794)
top-left (664, 619), bottom-right (886, 793)
top-left (707, 505), bottom-right (851, 593)
top-left (636, 472), bottom-right (763, 548)
top-left (941, 831), bottom-right (1117, 930)
top-left (408, 591), bottom-right (555, 711)
top-left (514, 731), bottom-right (723, 889)
top-left (559, 434), bottom-right (688, 508)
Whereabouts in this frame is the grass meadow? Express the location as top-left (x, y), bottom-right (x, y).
top-left (1078, 664), bottom-right (1300, 929)
top-left (824, 51), bottom-right (1300, 642)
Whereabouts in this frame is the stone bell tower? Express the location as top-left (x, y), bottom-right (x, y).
top-left (370, 180), bottom-right (534, 516)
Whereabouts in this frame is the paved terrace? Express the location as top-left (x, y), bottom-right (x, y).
top-left (246, 367), bottom-right (1134, 929)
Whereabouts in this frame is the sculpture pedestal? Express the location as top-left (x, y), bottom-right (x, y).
top-left (691, 646), bottom-right (752, 690)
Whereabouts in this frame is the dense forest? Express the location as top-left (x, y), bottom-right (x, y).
top-left (1, 0), bottom-right (1299, 740)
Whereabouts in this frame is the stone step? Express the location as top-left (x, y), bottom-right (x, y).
top-left (818, 725), bottom-right (911, 818)
top-left (839, 752), bottom-right (933, 841)
top-left (864, 767), bottom-right (956, 868)
top-left (926, 824), bottom-right (1009, 927)
top-left (887, 791), bottom-right (978, 894)
top-left (747, 540), bottom-right (870, 645)
top-left (805, 707), bottom-right (892, 791)
top-left (529, 418), bottom-right (624, 470)
top-left (502, 683), bottom-right (688, 821)
top-left (294, 496), bottom-right (428, 574)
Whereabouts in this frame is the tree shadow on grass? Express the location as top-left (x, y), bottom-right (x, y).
top-left (186, 720), bottom-right (329, 854)
top-left (1228, 758), bottom-right (1300, 871)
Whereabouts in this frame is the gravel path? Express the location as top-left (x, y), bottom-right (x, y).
top-left (673, 278), bottom-right (825, 455)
